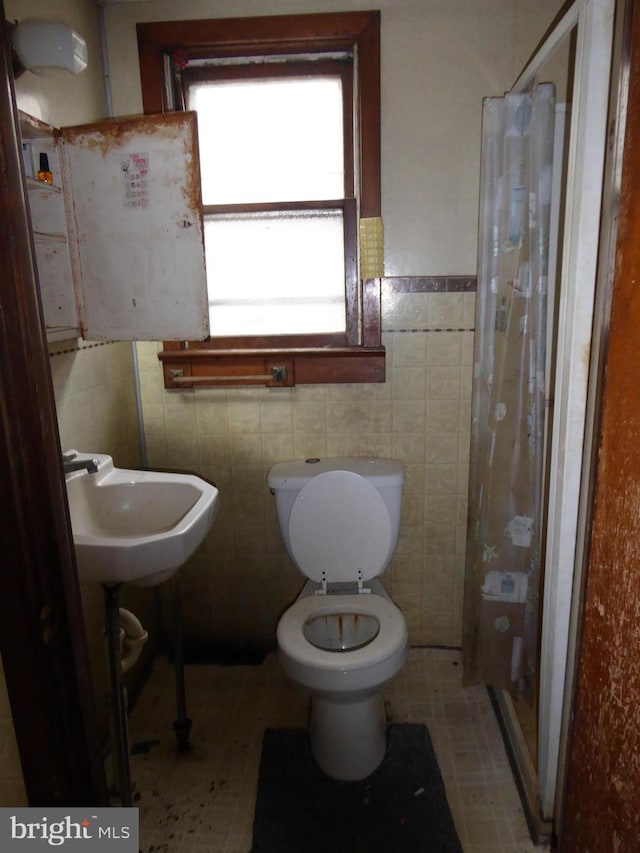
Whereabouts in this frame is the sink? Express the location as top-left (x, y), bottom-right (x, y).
top-left (64, 452), bottom-right (219, 587)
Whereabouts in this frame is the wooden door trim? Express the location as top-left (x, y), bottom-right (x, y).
top-left (560, 0), bottom-right (640, 847)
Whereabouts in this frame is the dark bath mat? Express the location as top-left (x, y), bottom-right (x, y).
top-left (251, 723), bottom-right (463, 852)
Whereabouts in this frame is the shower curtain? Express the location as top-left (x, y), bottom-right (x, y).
top-left (463, 83), bottom-right (556, 698)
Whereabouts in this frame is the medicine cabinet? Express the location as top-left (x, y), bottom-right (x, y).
top-left (19, 111), bottom-right (209, 343)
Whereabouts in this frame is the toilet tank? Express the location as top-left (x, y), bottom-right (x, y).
top-left (267, 458), bottom-right (404, 570)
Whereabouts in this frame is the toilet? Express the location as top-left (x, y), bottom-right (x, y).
top-left (268, 457), bottom-right (408, 781)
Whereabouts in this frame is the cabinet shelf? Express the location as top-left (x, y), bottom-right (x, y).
top-left (33, 230), bottom-right (67, 244)
top-left (26, 177), bottom-right (62, 194)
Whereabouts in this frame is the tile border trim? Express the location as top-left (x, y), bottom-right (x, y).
top-left (47, 278), bottom-right (478, 356)
top-left (48, 340), bottom-right (119, 357)
top-left (382, 275), bottom-right (477, 293)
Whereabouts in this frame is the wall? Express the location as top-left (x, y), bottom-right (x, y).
top-left (104, 0), bottom-right (564, 276)
top-left (1, 0), bottom-right (143, 805)
top-left (135, 287), bottom-right (477, 649)
top-left (49, 336), bottom-right (147, 736)
top-left (104, 0), bottom-right (565, 653)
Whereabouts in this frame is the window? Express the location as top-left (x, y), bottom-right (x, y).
top-left (137, 12), bottom-right (383, 387)
top-left (188, 61), bottom-right (355, 341)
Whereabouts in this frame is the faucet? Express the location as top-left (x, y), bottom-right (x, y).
top-left (62, 451), bottom-right (99, 475)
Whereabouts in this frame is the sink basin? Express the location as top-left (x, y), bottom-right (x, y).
top-left (65, 452), bottom-right (219, 587)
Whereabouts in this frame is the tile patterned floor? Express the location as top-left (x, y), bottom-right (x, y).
top-left (126, 647), bottom-right (550, 852)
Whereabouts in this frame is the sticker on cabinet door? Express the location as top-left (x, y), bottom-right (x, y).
top-left (121, 153), bottom-right (149, 209)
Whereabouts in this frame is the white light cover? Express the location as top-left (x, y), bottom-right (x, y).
top-left (13, 20), bottom-right (88, 76)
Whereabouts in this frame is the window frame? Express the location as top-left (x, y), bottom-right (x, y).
top-left (137, 11), bottom-right (384, 387)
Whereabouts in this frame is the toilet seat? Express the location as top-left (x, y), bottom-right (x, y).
top-left (303, 611), bottom-right (380, 652)
top-left (277, 591), bottom-right (407, 673)
top-left (288, 470), bottom-right (392, 584)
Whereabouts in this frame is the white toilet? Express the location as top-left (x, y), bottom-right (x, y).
top-left (268, 457), bottom-right (408, 781)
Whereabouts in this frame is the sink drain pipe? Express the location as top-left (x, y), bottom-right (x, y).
top-left (170, 572), bottom-right (192, 751)
top-left (103, 584), bottom-right (132, 805)
top-left (103, 588), bottom-right (148, 806)
top-left (119, 607), bottom-right (149, 674)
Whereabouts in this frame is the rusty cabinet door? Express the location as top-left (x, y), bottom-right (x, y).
top-left (61, 111), bottom-right (209, 341)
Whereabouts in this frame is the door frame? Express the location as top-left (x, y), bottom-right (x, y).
top-left (511, 0), bottom-right (616, 819)
top-left (560, 0), bottom-right (640, 843)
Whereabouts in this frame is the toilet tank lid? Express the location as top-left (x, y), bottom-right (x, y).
top-left (268, 457), bottom-right (404, 490)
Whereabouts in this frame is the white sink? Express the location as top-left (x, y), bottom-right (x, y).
top-left (64, 452), bottom-right (219, 587)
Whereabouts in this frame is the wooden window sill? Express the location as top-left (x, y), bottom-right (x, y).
top-left (158, 346), bottom-right (385, 388)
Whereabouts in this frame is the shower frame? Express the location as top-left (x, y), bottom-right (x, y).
top-left (487, 0), bottom-right (628, 834)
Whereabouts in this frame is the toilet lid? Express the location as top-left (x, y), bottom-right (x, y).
top-left (288, 470), bottom-right (392, 584)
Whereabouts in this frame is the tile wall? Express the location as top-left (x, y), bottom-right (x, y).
top-left (49, 340), bottom-right (140, 462)
top-left (48, 339), bottom-right (154, 732)
top-left (1, 282), bottom-right (475, 807)
top-left (137, 281), bottom-right (476, 650)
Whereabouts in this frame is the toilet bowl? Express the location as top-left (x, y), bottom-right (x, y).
top-left (268, 458), bottom-right (408, 781)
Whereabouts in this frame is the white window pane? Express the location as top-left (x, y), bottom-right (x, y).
top-left (190, 77), bottom-right (344, 204)
top-left (205, 210), bottom-right (346, 336)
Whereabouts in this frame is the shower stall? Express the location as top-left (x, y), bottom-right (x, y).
top-left (462, 0), bottom-right (623, 837)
